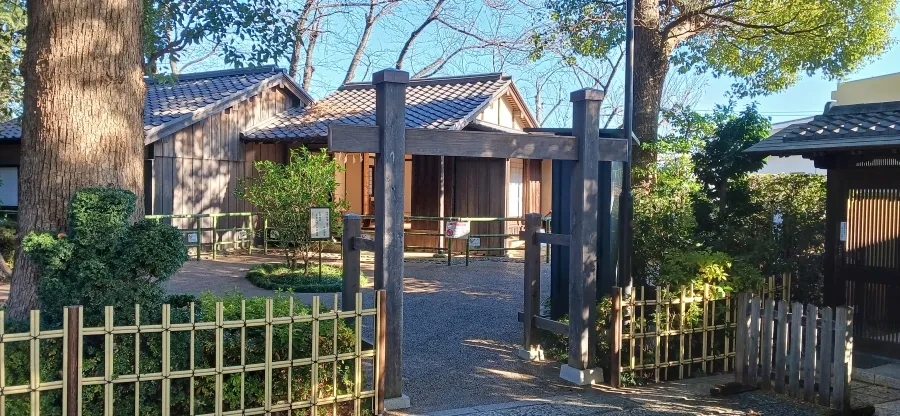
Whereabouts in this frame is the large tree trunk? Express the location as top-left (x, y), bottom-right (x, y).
top-left (6, 0), bottom-right (146, 319)
top-left (631, 0), bottom-right (669, 183)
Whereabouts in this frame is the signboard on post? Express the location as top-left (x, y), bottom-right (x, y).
top-left (187, 232), bottom-right (199, 244)
top-left (310, 207), bottom-right (331, 240)
top-left (468, 237), bottom-right (481, 247)
top-left (445, 221), bottom-right (470, 238)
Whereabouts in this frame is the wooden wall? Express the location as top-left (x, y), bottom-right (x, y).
top-left (150, 85), bottom-right (299, 233)
top-left (451, 156), bottom-right (508, 250)
top-left (409, 155), bottom-right (444, 248)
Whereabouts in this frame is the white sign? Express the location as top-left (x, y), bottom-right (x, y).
top-left (269, 229), bottom-right (280, 240)
top-left (187, 232), bottom-right (198, 244)
top-left (468, 237), bottom-right (481, 247)
top-left (840, 221), bottom-right (847, 242)
top-left (236, 230), bottom-right (247, 241)
top-left (361, 233), bottom-right (374, 240)
top-left (310, 207), bottom-right (331, 240)
top-left (445, 221), bottom-right (470, 238)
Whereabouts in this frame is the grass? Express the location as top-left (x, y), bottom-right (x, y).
top-left (246, 263), bottom-right (367, 293)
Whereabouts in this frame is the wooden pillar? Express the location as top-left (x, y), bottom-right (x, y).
top-left (342, 213), bottom-right (361, 311)
top-left (562, 88), bottom-right (603, 385)
top-left (549, 160), bottom-right (572, 320)
top-left (373, 68), bottom-right (408, 403)
top-left (519, 213), bottom-right (543, 359)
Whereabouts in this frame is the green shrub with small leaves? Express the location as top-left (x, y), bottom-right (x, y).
top-left (246, 263), bottom-right (367, 293)
top-left (22, 187), bottom-right (188, 326)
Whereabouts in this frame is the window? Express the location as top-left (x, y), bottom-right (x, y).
top-left (0, 166), bottom-right (17, 208)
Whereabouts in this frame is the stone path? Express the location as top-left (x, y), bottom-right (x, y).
top-left (853, 361), bottom-right (900, 415)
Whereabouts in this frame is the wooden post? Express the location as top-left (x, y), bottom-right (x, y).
top-left (774, 300), bottom-right (788, 393)
top-left (748, 296), bottom-right (761, 386)
top-left (789, 302), bottom-right (803, 397)
top-left (610, 287), bottom-right (623, 388)
top-left (520, 213), bottom-right (542, 357)
top-left (66, 306), bottom-right (81, 416)
top-left (342, 213), bottom-right (362, 311)
top-left (818, 307), bottom-right (834, 407)
top-left (760, 298), bottom-right (775, 391)
top-left (562, 88), bottom-right (603, 385)
top-left (375, 290), bottom-right (387, 415)
top-left (734, 293), bottom-right (748, 384)
top-left (833, 306), bottom-right (852, 412)
top-left (803, 304), bottom-right (818, 401)
top-left (373, 68), bottom-right (409, 401)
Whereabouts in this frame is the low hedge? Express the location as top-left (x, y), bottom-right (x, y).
top-left (246, 263), bottom-right (366, 293)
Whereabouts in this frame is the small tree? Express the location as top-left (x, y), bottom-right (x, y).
top-left (237, 148), bottom-right (348, 271)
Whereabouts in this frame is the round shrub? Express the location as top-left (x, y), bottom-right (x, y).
top-left (246, 263), bottom-right (366, 293)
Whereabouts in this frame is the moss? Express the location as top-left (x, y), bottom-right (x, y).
top-left (246, 263), bottom-right (366, 293)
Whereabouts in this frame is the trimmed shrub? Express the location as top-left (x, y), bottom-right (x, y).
top-left (246, 263), bottom-right (367, 293)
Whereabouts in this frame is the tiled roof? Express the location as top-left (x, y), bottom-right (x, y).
top-left (0, 66), bottom-right (309, 143)
top-left (747, 101), bottom-right (900, 155)
top-left (242, 73), bottom-right (524, 142)
top-left (0, 118), bottom-right (19, 141)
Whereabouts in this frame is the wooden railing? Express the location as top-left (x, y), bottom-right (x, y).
top-left (733, 293), bottom-right (854, 412)
top-left (0, 292), bottom-right (387, 416)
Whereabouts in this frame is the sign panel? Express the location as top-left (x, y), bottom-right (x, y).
top-left (310, 207), bottom-right (332, 240)
top-left (187, 232), bottom-right (199, 244)
top-left (445, 221), bottom-right (470, 238)
top-left (840, 221), bottom-right (847, 242)
top-left (236, 230), bottom-right (248, 241)
top-left (468, 237), bottom-right (481, 247)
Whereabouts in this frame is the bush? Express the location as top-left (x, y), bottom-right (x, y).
top-left (2, 291), bottom-right (372, 416)
top-left (246, 263), bottom-right (367, 293)
top-left (657, 250), bottom-right (764, 297)
top-left (23, 187), bottom-right (188, 326)
top-left (237, 148), bottom-right (349, 270)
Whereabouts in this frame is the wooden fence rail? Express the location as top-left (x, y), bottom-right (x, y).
top-left (0, 292), bottom-right (387, 416)
top-left (733, 294), bottom-right (853, 412)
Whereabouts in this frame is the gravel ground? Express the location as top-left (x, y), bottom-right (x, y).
top-left (165, 253), bottom-right (822, 415)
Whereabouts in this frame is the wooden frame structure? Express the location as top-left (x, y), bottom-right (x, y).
top-left (333, 69), bottom-right (629, 401)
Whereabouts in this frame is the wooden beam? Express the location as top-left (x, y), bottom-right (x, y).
top-left (535, 233), bottom-right (570, 246)
top-left (352, 236), bottom-right (376, 252)
top-left (328, 124), bottom-right (629, 161)
top-left (373, 68), bottom-right (408, 400)
top-left (342, 214), bottom-right (362, 311)
top-left (567, 88), bottom-right (602, 372)
top-left (516, 312), bottom-right (569, 335)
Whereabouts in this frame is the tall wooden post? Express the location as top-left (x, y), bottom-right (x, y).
top-left (342, 213), bottom-right (362, 311)
top-left (561, 88), bottom-right (603, 385)
top-left (373, 68), bottom-right (409, 406)
top-left (518, 213), bottom-right (543, 360)
top-left (66, 306), bottom-right (81, 416)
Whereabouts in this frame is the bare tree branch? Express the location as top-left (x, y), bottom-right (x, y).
top-left (395, 0), bottom-right (446, 69)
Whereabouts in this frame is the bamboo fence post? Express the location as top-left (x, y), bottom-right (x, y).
top-left (654, 287), bottom-right (661, 382)
top-left (376, 290), bottom-right (387, 414)
top-left (66, 306), bottom-right (81, 416)
top-left (679, 287), bottom-right (686, 380)
top-left (701, 284), bottom-right (709, 375)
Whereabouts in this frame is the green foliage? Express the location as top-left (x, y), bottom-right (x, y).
top-left (237, 148), bottom-right (348, 270)
top-left (543, 0), bottom-right (896, 97)
top-left (658, 250), bottom-right (764, 297)
top-left (142, 0), bottom-right (293, 73)
top-left (0, 0), bottom-right (25, 120)
top-left (246, 263), bottom-right (367, 293)
top-left (0, 214), bottom-right (14, 269)
top-left (23, 188), bottom-right (188, 326)
top-left (2, 291), bottom-right (371, 416)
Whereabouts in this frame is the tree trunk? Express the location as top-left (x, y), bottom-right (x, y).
top-left (343, 17), bottom-right (375, 85)
top-left (301, 16), bottom-right (322, 91)
top-left (631, 0), bottom-right (669, 184)
top-left (7, 0), bottom-right (146, 319)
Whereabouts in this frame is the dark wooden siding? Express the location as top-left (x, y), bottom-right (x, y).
top-left (150, 86), bottom-right (300, 233)
top-left (0, 144), bottom-right (20, 165)
top-left (409, 155), bottom-right (443, 248)
top-left (451, 157), bottom-right (507, 250)
top-left (524, 159), bottom-right (542, 215)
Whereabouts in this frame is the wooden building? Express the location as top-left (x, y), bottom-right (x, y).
top-left (0, 69), bottom-right (548, 252)
top-left (747, 100), bottom-right (900, 356)
top-left (241, 73), bottom-right (549, 251)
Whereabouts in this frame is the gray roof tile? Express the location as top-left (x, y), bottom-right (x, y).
top-left (0, 66), bottom-right (293, 142)
top-left (747, 101), bottom-right (900, 155)
top-left (242, 73), bottom-right (514, 141)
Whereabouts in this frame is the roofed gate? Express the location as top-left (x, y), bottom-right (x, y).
top-left (332, 69), bottom-right (629, 410)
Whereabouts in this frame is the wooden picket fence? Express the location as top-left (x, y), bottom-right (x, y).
top-left (733, 293), bottom-right (854, 412)
top-left (609, 275), bottom-right (790, 385)
top-left (0, 292), bottom-right (387, 416)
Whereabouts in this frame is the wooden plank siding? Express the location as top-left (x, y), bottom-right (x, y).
top-left (452, 157), bottom-right (508, 250)
top-left (150, 86), bottom-right (301, 237)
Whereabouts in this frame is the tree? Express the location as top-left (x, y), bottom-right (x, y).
top-left (545, 0), bottom-right (896, 176)
top-left (6, 0), bottom-right (146, 320)
top-left (236, 148), bottom-right (348, 270)
top-left (0, 0), bottom-right (25, 121)
top-left (142, 0), bottom-right (293, 74)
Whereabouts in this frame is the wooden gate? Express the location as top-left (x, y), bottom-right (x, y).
top-left (836, 167), bottom-right (900, 355)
